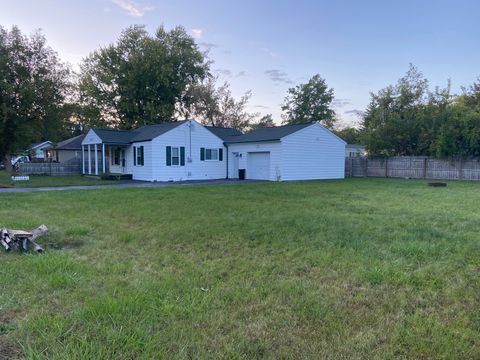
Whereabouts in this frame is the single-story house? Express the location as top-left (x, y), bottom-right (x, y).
top-left (81, 119), bottom-right (346, 181)
top-left (45, 134), bottom-right (86, 163)
top-left (27, 141), bottom-right (53, 159)
top-left (345, 144), bottom-right (366, 158)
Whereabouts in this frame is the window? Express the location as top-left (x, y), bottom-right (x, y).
top-left (134, 146), bottom-right (144, 166)
top-left (206, 148), bottom-right (218, 161)
top-left (171, 147), bottom-right (180, 166)
top-left (200, 148), bottom-right (223, 161)
top-left (166, 146), bottom-right (185, 166)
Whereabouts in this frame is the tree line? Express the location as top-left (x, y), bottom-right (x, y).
top-left (359, 64), bottom-right (480, 158)
top-left (0, 24), bottom-right (336, 170)
top-left (2, 24), bottom-right (480, 171)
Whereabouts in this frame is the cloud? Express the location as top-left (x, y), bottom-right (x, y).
top-left (236, 71), bottom-right (247, 77)
top-left (191, 28), bottom-right (203, 39)
top-left (261, 47), bottom-right (278, 58)
top-left (198, 42), bottom-right (218, 52)
top-left (331, 98), bottom-right (352, 108)
top-left (214, 69), bottom-right (232, 77)
top-left (253, 105), bottom-right (269, 109)
top-left (265, 69), bottom-right (293, 84)
top-left (345, 109), bottom-right (365, 117)
top-left (111, 0), bottom-right (153, 17)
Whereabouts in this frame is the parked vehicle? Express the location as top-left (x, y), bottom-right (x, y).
top-left (11, 155), bottom-right (30, 169)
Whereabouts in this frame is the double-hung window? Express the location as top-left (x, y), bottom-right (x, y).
top-left (206, 148), bottom-right (218, 161)
top-left (200, 148), bottom-right (223, 161)
top-left (134, 146), bottom-right (144, 166)
top-left (166, 146), bottom-right (185, 166)
top-left (171, 147), bottom-right (180, 166)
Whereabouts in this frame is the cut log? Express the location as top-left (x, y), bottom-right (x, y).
top-left (1, 225), bottom-right (48, 253)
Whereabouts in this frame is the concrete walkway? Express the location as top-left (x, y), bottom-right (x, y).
top-left (0, 179), bottom-right (265, 193)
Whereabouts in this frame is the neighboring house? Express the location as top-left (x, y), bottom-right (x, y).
top-left (27, 141), bottom-right (53, 159)
top-left (81, 119), bottom-right (346, 181)
top-left (345, 144), bottom-right (366, 158)
top-left (46, 134), bottom-right (86, 163)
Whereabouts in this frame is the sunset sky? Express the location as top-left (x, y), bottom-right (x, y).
top-left (1, 0), bottom-right (479, 126)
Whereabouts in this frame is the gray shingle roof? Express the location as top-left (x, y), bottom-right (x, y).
top-left (91, 121), bottom-right (187, 144)
top-left (225, 123), bottom-right (314, 143)
top-left (91, 128), bottom-right (134, 144)
top-left (54, 134), bottom-right (86, 150)
top-left (204, 126), bottom-right (243, 141)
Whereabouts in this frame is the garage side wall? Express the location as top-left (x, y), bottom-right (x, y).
top-left (281, 124), bottom-right (345, 180)
top-left (227, 142), bottom-right (282, 180)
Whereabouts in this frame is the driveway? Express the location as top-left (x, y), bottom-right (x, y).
top-left (0, 179), bottom-right (266, 193)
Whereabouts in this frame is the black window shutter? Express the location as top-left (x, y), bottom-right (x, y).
top-left (180, 147), bottom-right (185, 166)
top-left (219, 148), bottom-right (223, 161)
top-left (200, 147), bottom-right (205, 161)
top-left (166, 146), bottom-right (171, 166)
top-left (140, 146), bottom-right (144, 166)
top-left (133, 147), bottom-right (137, 166)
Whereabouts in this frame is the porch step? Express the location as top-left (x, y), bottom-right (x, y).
top-left (102, 174), bottom-right (133, 180)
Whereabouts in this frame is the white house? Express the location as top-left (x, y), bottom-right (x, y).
top-left (81, 119), bottom-right (345, 182)
top-left (27, 141), bottom-right (53, 159)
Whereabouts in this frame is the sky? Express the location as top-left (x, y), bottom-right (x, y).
top-left (1, 0), bottom-right (479, 127)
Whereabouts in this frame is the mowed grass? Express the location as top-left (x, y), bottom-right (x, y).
top-left (0, 178), bottom-right (479, 359)
top-left (0, 170), bottom-right (114, 188)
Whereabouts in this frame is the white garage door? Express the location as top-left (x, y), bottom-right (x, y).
top-left (247, 152), bottom-right (270, 180)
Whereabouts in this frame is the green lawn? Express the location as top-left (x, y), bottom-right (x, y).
top-left (0, 170), bottom-right (114, 188)
top-left (0, 179), bottom-right (479, 359)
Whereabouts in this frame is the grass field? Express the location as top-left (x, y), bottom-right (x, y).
top-left (0, 178), bottom-right (479, 359)
top-left (0, 170), bottom-right (114, 188)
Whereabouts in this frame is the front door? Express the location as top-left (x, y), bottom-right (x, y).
top-left (232, 153), bottom-right (240, 178)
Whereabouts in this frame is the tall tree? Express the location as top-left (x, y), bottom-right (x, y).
top-left (0, 26), bottom-right (71, 172)
top-left (459, 77), bottom-right (480, 111)
top-left (361, 65), bottom-right (430, 156)
top-left (250, 114), bottom-right (276, 130)
top-left (281, 74), bottom-right (336, 128)
top-left (334, 127), bottom-right (362, 144)
top-left (182, 76), bottom-right (258, 131)
top-left (78, 25), bottom-right (209, 130)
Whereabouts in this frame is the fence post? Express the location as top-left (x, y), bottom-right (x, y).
top-left (385, 158), bottom-right (388, 178)
top-left (459, 159), bottom-right (463, 180)
top-left (364, 158), bottom-right (368, 177)
top-left (423, 158), bottom-right (427, 179)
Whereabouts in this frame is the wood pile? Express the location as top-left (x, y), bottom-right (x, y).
top-left (0, 225), bottom-right (47, 252)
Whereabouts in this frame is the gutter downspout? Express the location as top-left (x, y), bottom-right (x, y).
top-left (225, 143), bottom-right (229, 179)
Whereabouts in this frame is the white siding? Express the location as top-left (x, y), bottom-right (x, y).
top-left (148, 120), bottom-right (226, 182)
top-left (227, 142), bottom-right (282, 181)
top-left (131, 141), bottom-right (152, 181)
top-left (82, 129), bottom-right (102, 145)
top-left (281, 123), bottom-right (345, 180)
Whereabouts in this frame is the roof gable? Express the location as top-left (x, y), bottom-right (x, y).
top-left (130, 121), bottom-right (187, 143)
top-left (29, 141), bottom-right (53, 150)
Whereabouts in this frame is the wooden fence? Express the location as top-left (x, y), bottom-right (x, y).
top-left (345, 156), bottom-right (480, 181)
top-left (19, 159), bottom-right (82, 176)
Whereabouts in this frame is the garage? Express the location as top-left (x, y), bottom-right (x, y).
top-left (247, 152), bottom-right (270, 180)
